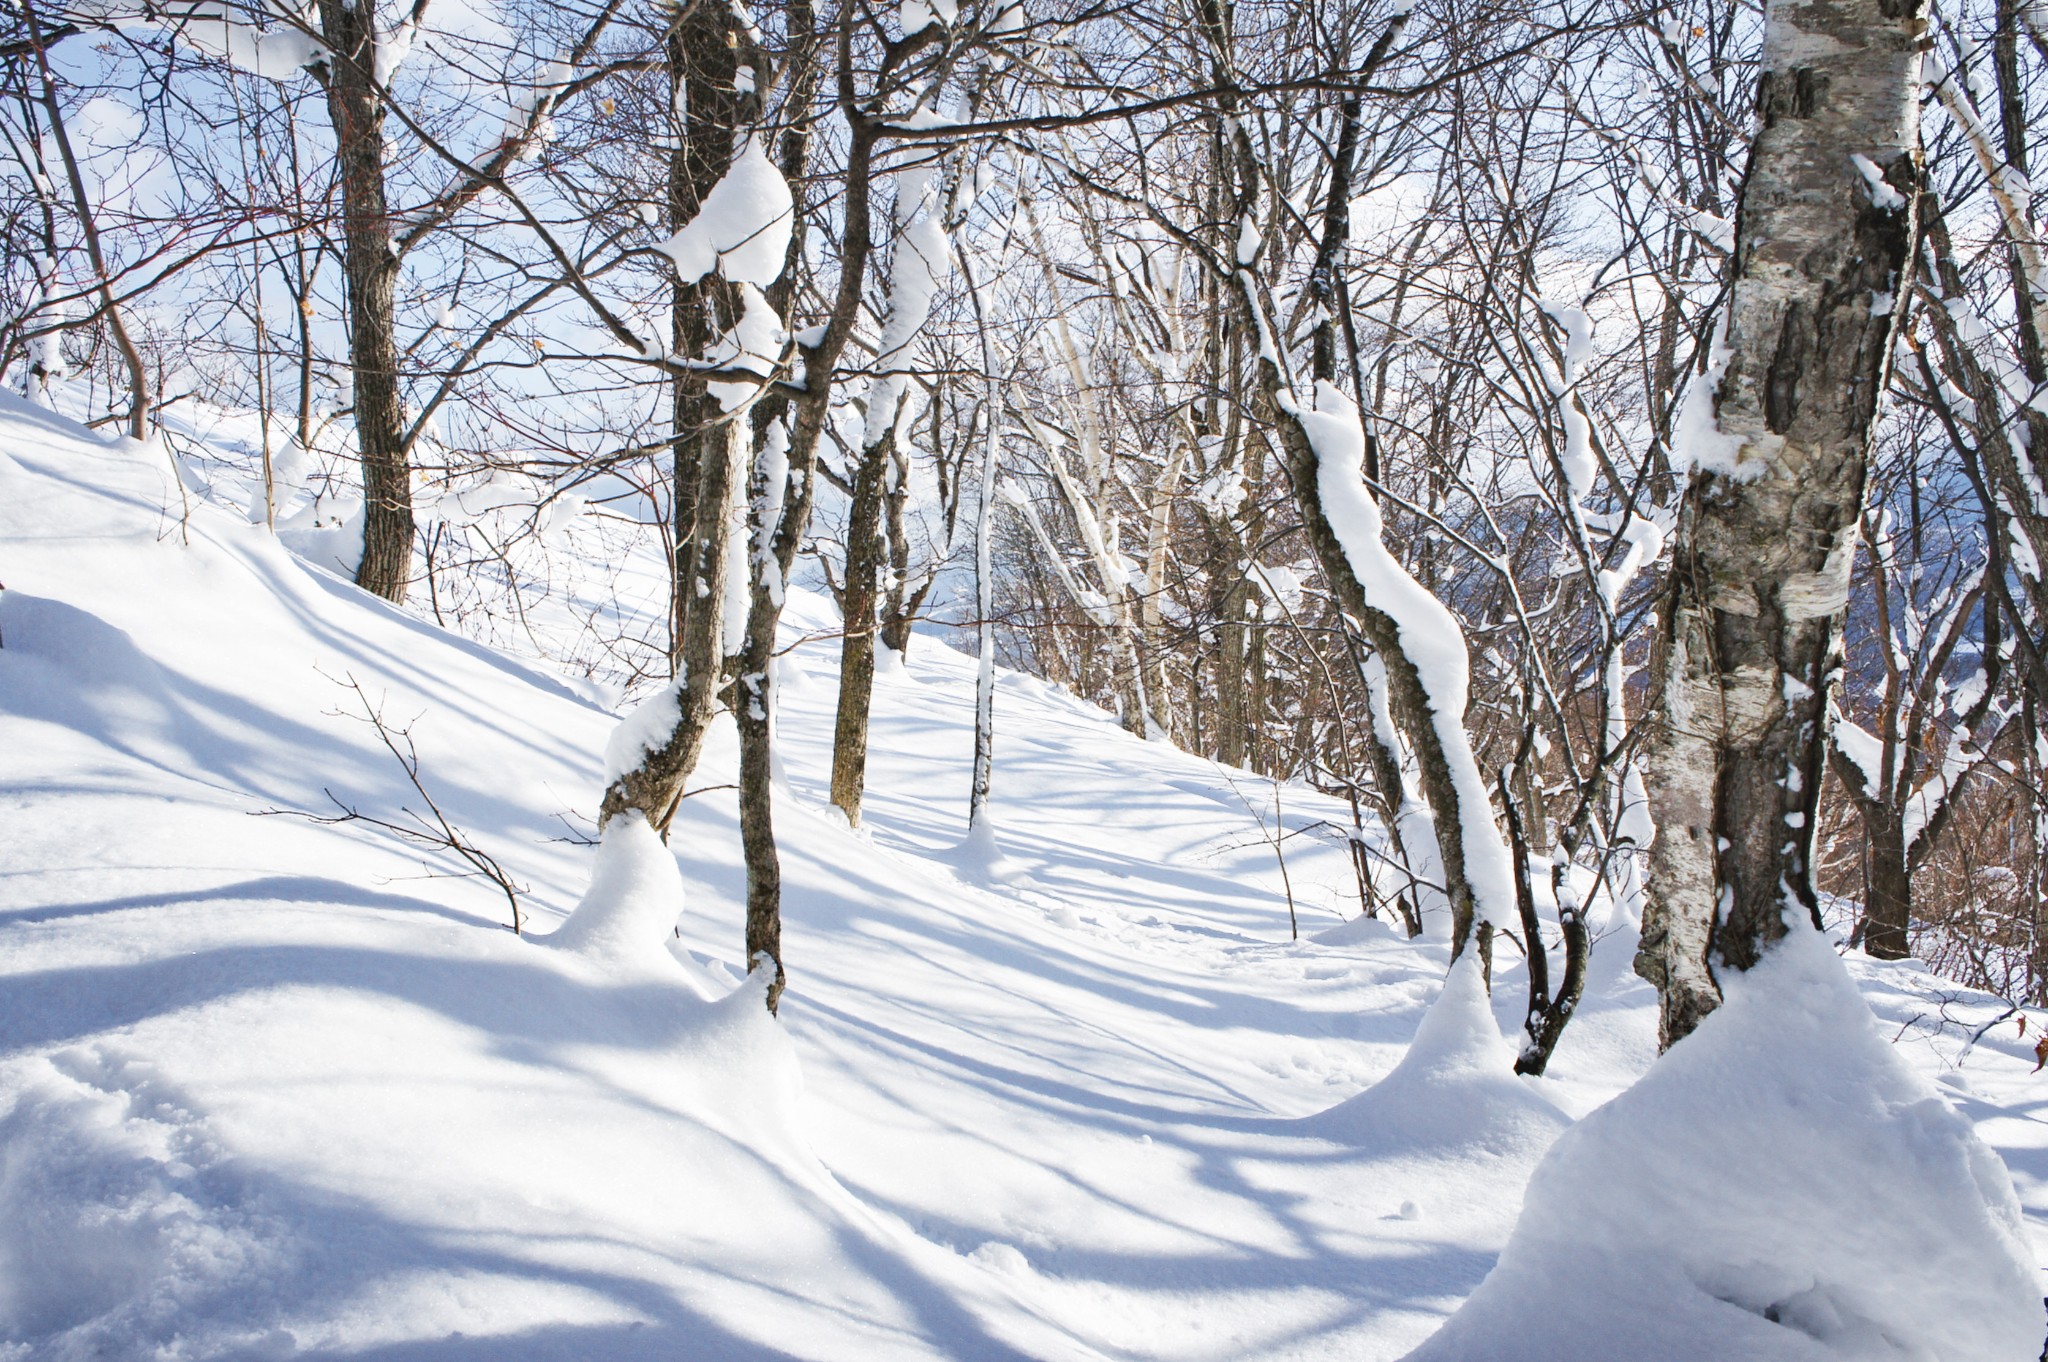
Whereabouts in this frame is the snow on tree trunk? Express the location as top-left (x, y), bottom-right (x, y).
top-left (734, 42), bottom-right (863, 1010)
top-left (1637, 0), bottom-right (1925, 1046)
top-left (962, 253), bottom-right (1003, 833)
top-left (600, 35), bottom-right (787, 841)
top-left (831, 153), bottom-right (951, 825)
top-left (662, 6), bottom-right (768, 672)
top-left (1276, 379), bottom-right (1520, 958)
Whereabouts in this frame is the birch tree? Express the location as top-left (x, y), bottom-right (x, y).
top-left (1637, 0), bottom-right (1927, 1046)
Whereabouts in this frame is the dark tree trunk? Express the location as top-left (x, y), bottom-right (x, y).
top-left (1637, 0), bottom-right (1925, 1047)
top-left (830, 428), bottom-right (891, 824)
top-left (734, 32), bottom-right (865, 1006)
top-left (315, 0), bottom-right (409, 603)
top-left (599, 3), bottom-right (764, 834)
top-left (665, 0), bottom-right (759, 668)
top-left (1862, 817), bottom-right (1911, 961)
top-left (602, 418), bottom-right (746, 834)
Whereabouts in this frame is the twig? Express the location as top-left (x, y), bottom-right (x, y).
top-left (255, 672), bottom-right (528, 933)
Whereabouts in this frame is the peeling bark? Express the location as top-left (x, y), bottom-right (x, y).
top-left (1638, 0), bottom-right (1925, 1047)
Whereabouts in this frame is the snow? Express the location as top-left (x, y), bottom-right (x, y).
top-left (862, 161), bottom-right (953, 448)
top-left (900, 0), bottom-right (956, 31)
top-left (602, 675), bottom-right (684, 784)
top-left (655, 139), bottom-right (795, 288)
top-left (1849, 153), bottom-right (1908, 213)
top-left (543, 811), bottom-right (694, 977)
top-left (1675, 312), bottom-right (1747, 477)
top-left (1294, 379), bottom-right (1520, 933)
top-left (1306, 954), bottom-right (1568, 1156)
top-left (0, 393), bottom-right (2042, 1360)
top-left (703, 281), bottom-right (786, 411)
top-left (1406, 919), bottom-right (2040, 1362)
top-left (1833, 716), bottom-right (1887, 802)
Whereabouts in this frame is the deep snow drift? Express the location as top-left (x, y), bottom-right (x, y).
top-left (1407, 921), bottom-right (2038, 1361)
top-left (3, 392), bottom-right (2045, 1359)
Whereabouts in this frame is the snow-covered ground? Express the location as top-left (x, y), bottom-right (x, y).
top-left (3, 393), bottom-right (2045, 1359)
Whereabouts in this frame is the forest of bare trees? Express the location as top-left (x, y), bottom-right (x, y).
top-left (4, 0), bottom-right (2045, 1054)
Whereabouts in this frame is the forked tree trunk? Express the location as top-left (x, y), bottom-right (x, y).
top-left (599, 7), bottom-right (765, 836)
top-left (316, 0), bottom-right (409, 603)
top-left (1637, 0), bottom-right (1925, 1047)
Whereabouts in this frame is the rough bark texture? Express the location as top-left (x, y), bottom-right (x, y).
top-left (734, 29), bottom-right (860, 1008)
top-left (830, 428), bottom-right (892, 824)
top-left (599, 6), bottom-right (764, 835)
top-left (1637, 0), bottom-right (1924, 1047)
top-left (666, 1), bottom-right (759, 669)
top-left (1861, 821), bottom-right (1911, 959)
top-left (317, 0), bottom-right (409, 603)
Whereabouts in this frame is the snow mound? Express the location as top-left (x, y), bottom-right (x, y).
top-left (544, 812), bottom-right (693, 978)
top-left (1404, 920), bottom-right (2041, 1362)
top-left (1304, 953), bottom-right (1567, 1157)
top-left (1313, 911), bottom-right (1402, 946)
top-left (952, 807), bottom-right (1026, 885)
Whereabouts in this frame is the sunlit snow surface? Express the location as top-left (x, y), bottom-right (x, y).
top-left (2, 392), bottom-right (2044, 1359)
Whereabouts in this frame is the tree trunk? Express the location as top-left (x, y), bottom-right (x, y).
top-left (736, 413), bottom-right (795, 1009)
top-left (734, 61), bottom-right (873, 999)
top-left (602, 419), bottom-right (746, 833)
top-left (1213, 566), bottom-right (1250, 767)
top-left (830, 428), bottom-right (891, 824)
top-left (600, 6), bottom-right (765, 834)
top-left (317, 0), bottom-right (409, 603)
top-left (880, 440), bottom-right (919, 656)
top-left (961, 251), bottom-right (1003, 828)
top-left (26, 4), bottom-right (149, 441)
top-left (1862, 814), bottom-right (1911, 960)
top-left (665, 1), bottom-right (759, 668)
top-left (1637, 0), bottom-right (1925, 1047)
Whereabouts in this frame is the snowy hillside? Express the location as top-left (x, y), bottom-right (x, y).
top-left (3, 395), bottom-right (2045, 1358)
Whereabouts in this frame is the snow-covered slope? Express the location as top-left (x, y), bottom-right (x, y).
top-left (3, 394), bottom-right (2044, 1359)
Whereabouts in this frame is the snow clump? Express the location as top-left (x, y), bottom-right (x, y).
top-left (655, 139), bottom-right (795, 288)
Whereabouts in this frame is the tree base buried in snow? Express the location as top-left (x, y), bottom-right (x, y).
top-left (1403, 918), bottom-right (2040, 1362)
